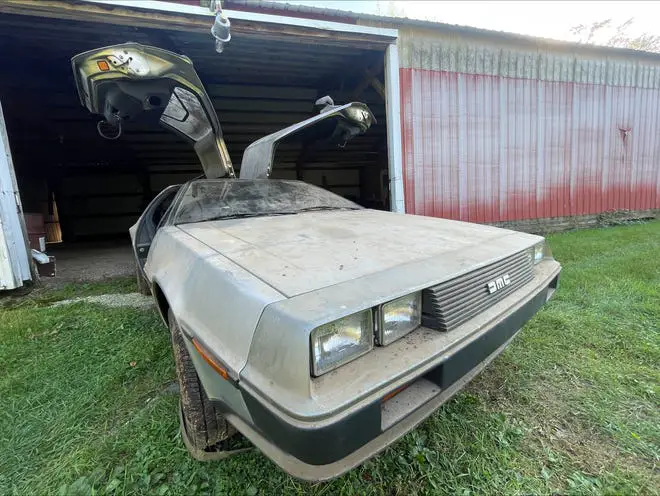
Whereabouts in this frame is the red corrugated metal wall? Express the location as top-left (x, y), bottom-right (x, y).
top-left (399, 37), bottom-right (660, 222)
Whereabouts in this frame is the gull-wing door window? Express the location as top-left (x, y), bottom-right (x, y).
top-left (131, 184), bottom-right (181, 273)
top-left (71, 43), bottom-right (234, 179)
top-left (239, 97), bottom-right (376, 179)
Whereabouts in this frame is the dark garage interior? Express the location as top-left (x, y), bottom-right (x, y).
top-left (0, 11), bottom-right (389, 257)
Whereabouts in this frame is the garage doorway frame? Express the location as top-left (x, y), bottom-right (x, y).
top-left (0, 0), bottom-right (405, 213)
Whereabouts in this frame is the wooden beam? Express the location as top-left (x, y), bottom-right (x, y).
top-left (370, 77), bottom-right (386, 101)
top-left (350, 54), bottom-right (384, 101)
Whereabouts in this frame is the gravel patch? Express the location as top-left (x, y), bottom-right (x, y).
top-left (51, 293), bottom-right (155, 310)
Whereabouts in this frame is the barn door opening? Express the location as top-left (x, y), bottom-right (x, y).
top-left (0, 5), bottom-right (396, 244)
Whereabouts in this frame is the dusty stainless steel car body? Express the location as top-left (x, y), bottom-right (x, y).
top-left (73, 42), bottom-right (561, 481)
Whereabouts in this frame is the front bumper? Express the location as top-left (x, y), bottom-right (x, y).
top-left (224, 263), bottom-right (560, 481)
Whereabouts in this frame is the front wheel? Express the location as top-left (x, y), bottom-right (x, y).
top-left (168, 310), bottom-right (236, 460)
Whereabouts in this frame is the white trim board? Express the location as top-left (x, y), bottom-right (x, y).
top-left (385, 43), bottom-right (405, 213)
top-left (80, 0), bottom-right (398, 39)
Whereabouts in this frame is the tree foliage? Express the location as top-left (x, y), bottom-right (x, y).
top-left (376, 0), bottom-right (407, 18)
top-left (571, 18), bottom-right (660, 52)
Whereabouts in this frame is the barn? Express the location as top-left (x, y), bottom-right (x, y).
top-left (0, 0), bottom-right (658, 289)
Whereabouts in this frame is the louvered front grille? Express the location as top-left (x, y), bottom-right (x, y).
top-left (422, 250), bottom-right (533, 332)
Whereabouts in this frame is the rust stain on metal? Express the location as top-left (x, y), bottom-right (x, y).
top-left (399, 66), bottom-right (660, 222)
top-left (397, 28), bottom-right (660, 222)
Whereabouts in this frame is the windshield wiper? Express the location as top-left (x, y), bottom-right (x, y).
top-left (294, 206), bottom-right (360, 213)
top-left (196, 206), bottom-right (359, 223)
top-left (201, 211), bottom-right (295, 222)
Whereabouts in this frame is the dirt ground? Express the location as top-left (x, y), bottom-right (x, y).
top-left (44, 240), bottom-right (135, 284)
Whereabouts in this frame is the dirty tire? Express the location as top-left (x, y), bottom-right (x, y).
top-left (136, 261), bottom-right (151, 296)
top-left (168, 310), bottom-right (235, 455)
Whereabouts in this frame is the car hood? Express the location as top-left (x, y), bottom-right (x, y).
top-left (178, 209), bottom-right (541, 297)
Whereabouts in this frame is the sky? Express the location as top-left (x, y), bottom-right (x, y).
top-left (275, 1), bottom-right (660, 45)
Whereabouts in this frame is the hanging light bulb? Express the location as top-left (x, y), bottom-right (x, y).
top-left (210, 0), bottom-right (231, 53)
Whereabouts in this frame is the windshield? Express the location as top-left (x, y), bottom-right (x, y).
top-left (173, 179), bottom-right (361, 224)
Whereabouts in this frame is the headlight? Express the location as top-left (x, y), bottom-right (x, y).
top-left (310, 310), bottom-right (373, 376)
top-left (528, 241), bottom-right (552, 265)
top-left (377, 292), bottom-right (422, 346)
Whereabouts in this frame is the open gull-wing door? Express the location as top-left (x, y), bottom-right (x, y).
top-left (239, 97), bottom-right (376, 179)
top-left (129, 184), bottom-right (181, 270)
top-left (71, 43), bottom-right (234, 178)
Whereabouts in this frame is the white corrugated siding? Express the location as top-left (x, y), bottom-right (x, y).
top-left (0, 101), bottom-right (31, 290)
top-left (397, 28), bottom-right (660, 221)
top-left (399, 31), bottom-right (660, 87)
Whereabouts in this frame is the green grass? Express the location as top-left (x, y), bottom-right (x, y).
top-left (1, 221), bottom-right (658, 495)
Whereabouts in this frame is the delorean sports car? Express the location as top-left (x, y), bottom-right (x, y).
top-left (72, 41), bottom-right (560, 481)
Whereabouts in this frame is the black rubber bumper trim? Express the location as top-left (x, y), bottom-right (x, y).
top-left (240, 280), bottom-right (555, 466)
top-left (424, 282), bottom-right (551, 389)
top-left (242, 393), bottom-right (381, 466)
